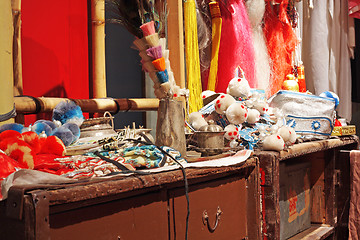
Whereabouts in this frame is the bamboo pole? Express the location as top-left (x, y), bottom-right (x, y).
top-left (14, 97), bottom-right (159, 114)
top-left (91, 0), bottom-right (107, 98)
top-left (167, 0), bottom-right (185, 89)
top-left (0, 0), bottom-right (15, 125)
top-left (12, 0), bottom-right (24, 124)
top-left (12, 0), bottom-right (23, 97)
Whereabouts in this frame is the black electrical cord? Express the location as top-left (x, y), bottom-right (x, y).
top-left (125, 138), bottom-right (190, 240)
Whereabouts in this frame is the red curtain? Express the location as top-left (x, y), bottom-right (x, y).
top-left (21, 0), bottom-right (89, 125)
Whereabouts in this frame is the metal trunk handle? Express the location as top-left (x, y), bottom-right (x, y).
top-left (202, 206), bottom-right (222, 233)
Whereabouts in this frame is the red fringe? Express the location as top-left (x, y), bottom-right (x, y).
top-left (204, 0), bottom-right (256, 93)
top-left (263, 0), bottom-right (298, 96)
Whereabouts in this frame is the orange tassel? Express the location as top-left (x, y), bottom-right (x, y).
top-left (297, 64), bottom-right (306, 92)
top-left (152, 57), bottom-right (166, 71)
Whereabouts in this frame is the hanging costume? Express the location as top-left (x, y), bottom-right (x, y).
top-left (302, 0), bottom-right (352, 121)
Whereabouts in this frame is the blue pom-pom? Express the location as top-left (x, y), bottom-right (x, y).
top-left (52, 101), bottom-right (84, 126)
top-left (32, 122), bottom-right (52, 136)
top-left (51, 127), bottom-right (74, 146)
top-left (156, 69), bottom-right (169, 83)
top-left (319, 91), bottom-right (339, 108)
top-left (62, 122), bottom-right (80, 143)
top-left (0, 123), bottom-right (24, 133)
top-left (34, 120), bottom-right (57, 130)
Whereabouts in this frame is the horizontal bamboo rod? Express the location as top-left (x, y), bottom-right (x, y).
top-left (14, 96), bottom-right (159, 114)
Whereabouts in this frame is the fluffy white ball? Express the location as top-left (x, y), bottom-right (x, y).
top-left (188, 112), bottom-right (208, 131)
top-left (214, 94), bottom-right (236, 115)
top-left (226, 77), bottom-right (251, 98)
top-left (225, 102), bottom-right (248, 125)
top-left (278, 126), bottom-right (297, 145)
top-left (262, 134), bottom-right (285, 151)
top-left (253, 101), bottom-right (269, 115)
top-left (224, 124), bottom-right (239, 141)
top-left (201, 90), bottom-right (216, 100)
top-left (247, 108), bottom-right (260, 124)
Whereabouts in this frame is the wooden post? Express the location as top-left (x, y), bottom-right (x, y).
top-left (12, 0), bottom-right (22, 97)
top-left (167, 0), bottom-right (185, 89)
top-left (91, 0), bottom-right (107, 98)
top-left (0, 0), bottom-right (15, 125)
top-left (12, 0), bottom-right (24, 124)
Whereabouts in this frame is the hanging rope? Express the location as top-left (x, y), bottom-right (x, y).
top-left (184, 0), bottom-right (203, 113)
top-left (0, 105), bottom-right (16, 122)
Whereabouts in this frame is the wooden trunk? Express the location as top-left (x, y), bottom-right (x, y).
top-left (0, 158), bottom-right (260, 240)
top-left (255, 136), bottom-right (359, 240)
top-left (279, 161), bottom-right (311, 239)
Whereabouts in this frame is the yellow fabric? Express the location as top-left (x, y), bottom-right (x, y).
top-left (207, 1), bottom-right (222, 91)
top-left (184, 0), bottom-right (203, 113)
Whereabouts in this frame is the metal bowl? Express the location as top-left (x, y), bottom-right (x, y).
top-left (194, 131), bottom-right (226, 149)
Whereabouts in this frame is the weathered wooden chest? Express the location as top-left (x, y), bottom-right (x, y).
top-left (0, 157), bottom-right (260, 240)
top-left (255, 136), bottom-right (359, 240)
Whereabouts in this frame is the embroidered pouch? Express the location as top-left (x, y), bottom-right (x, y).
top-left (269, 90), bottom-right (336, 137)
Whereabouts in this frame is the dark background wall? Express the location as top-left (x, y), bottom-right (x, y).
top-left (105, 19), bottom-right (145, 129)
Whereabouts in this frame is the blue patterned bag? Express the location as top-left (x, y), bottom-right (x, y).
top-left (269, 91), bottom-right (336, 137)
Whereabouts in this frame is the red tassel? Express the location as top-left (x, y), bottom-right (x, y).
top-left (264, 0), bottom-right (298, 96)
top-left (214, 0), bottom-right (256, 93)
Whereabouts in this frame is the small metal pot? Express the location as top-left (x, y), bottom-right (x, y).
top-left (80, 116), bottom-right (116, 138)
top-left (195, 131), bottom-right (225, 149)
top-left (195, 121), bottom-right (225, 149)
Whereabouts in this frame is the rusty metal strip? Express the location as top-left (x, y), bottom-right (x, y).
top-left (6, 185), bottom-right (25, 220)
top-left (30, 190), bottom-right (50, 240)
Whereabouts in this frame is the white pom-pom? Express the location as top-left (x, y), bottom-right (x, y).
top-left (253, 101), bottom-right (269, 115)
top-left (278, 126), bottom-right (291, 142)
top-left (224, 124), bottom-right (239, 141)
top-left (247, 108), bottom-right (261, 124)
top-left (288, 127), bottom-right (297, 145)
top-left (201, 90), bottom-right (216, 100)
top-left (262, 134), bottom-right (285, 151)
top-left (226, 77), bottom-right (251, 98)
top-left (229, 139), bottom-right (239, 148)
top-left (225, 102), bottom-right (248, 125)
top-left (214, 94), bottom-right (236, 115)
top-left (188, 112), bottom-right (208, 131)
top-left (278, 126), bottom-right (297, 145)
